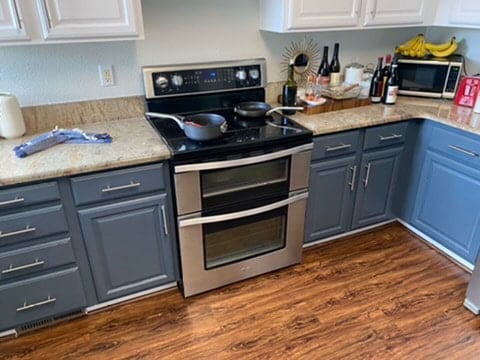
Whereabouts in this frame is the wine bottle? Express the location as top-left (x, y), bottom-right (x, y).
top-left (329, 43), bottom-right (342, 86)
top-left (382, 57), bottom-right (399, 105)
top-left (381, 54), bottom-right (392, 101)
top-left (318, 46), bottom-right (330, 86)
top-left (369, 56), bottom-right (384, 103)
top-left (282, 59), bottom-right (298, 115)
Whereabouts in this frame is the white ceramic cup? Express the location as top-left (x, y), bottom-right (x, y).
top-left (0, 93), bottom-right (26, 139)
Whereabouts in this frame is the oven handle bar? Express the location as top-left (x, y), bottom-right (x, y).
top-left (174, 143), bottom-right (313, 173)
top-left (179, 191), bottom-right (308, 227)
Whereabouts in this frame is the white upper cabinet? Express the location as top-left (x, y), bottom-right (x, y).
top-left (435, 0), bottom-right (480, 28)
top-left (0, 0), bottom-right (144, 45)
top-left (0, 0), bottom-right (28, 42)
top-left (259, 0), bottom-right (435, 32)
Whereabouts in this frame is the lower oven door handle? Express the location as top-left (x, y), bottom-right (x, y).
top-left (179, 192), bottom-right (308, 227)
top-left (174, 143), bottom-right (313, 173)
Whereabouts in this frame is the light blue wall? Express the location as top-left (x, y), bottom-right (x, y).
top-left (0, 0), bottom-right (476, 107)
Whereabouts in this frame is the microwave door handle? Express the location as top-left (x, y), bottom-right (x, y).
top-left (179, 192), bottom-right (308, 227)
top-left (174, 143), bottom-right (313, 173)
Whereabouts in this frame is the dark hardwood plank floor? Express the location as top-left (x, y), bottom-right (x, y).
top-left (1, 222), bottom-right (480, 359)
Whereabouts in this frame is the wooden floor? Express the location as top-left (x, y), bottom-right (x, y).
top-left (1, 223), bottom-right (480, 360)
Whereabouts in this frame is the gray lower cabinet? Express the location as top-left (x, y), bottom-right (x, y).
top-left (71, 163), bottom-right (178, 303)
top-left (305, 122), bottom-right (407, 243)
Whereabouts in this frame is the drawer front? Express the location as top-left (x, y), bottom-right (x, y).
top-left (0, 205), bottom-right (69, 244)
top-left (0, 182), bottom-right (60, 212)
top-left (0, 238), bottom-right (76, 281)
top-left (0, 267), bottom-right (87, 330)
top-left (312, 130), bottom-right (361, 160)
top-left (363, 122), bottom-right (408, 150)
top-left (71, 163), bottom-right (165, 206)
top-left (428, 124), bottom-right (480, 167)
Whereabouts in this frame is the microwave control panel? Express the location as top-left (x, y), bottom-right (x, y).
top-left (445, 64), bottom-right (463, 95)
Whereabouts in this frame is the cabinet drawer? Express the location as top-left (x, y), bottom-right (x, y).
top-left (0, 267), bottom-right (86, 331)
top-left (363, 122), bottom-right (408, 150)
top-left (429, 125), bottom-right (480, 167)
top-left (0, 238), bottom-right (76, 281)
top-left (0, 205), bottom-right (69, 244)
top-left (70, 163), bottom-right (165, 206)
top-left (312, 130), bottom-right (361, 160)
top-left (0, 182), bottom-right (60, 212)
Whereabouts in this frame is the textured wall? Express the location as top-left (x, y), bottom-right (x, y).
top-left (0, 0), bottom-right (474, 107)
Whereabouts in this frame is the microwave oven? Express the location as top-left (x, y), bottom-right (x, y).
top-left (397, 55), bottom-right (463, 99)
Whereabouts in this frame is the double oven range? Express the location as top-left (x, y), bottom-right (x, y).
top-left (143, 59), bottom-right (313, 297)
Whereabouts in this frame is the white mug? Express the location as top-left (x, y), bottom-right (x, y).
top-left (0, 93), bottom-right (26, 139)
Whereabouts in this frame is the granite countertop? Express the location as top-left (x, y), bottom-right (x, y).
top-left (0, 117), bottom-right (171, 187)
top-left (290, 97), bottom-right (480, 136)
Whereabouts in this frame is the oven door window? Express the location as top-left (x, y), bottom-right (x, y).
top-left (201, 158), bottom-right (289, 209)
top-left (398, 63), bottom-right (447, 93)
top-left (203, 207), bottom-right (286, 270)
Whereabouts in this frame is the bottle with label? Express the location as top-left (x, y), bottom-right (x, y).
top-left (381, 54), bottom-right (392, 101)
top-left (329, 43), bottom-right (342, 86)
top-left (382, 57), bottom-right (399, 105)
top-left (282, 59), bottom-right (298, 115)
top-left (369, 57), bottom-right (384, 103)
top-left (318, 46), bottom-right (330, 86)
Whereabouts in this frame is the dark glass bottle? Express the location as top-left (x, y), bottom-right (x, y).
top-left (381, 54), bottom-right (392, 101)
top-left (282, 59), bottom-right (298, 115)
top-left (318, 46), bottom-right (330, 86)
top-left (382, 57), bottom-right (399, 105)
top-left (329, 43), bottom-right (341, 86)
top-left (369, 56), bottom-right (384, 103)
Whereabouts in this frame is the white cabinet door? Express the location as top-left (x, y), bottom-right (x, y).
top-left (363, 0), bottom-right (430, 26)
top-left (0, 0), bottom-right (28, 42)
top-left (37, 0), bottom-right (143, 40)
top-left (287, 0), bottom-right (362, 29)
top-left (448, 0), bottom-right (480, 27)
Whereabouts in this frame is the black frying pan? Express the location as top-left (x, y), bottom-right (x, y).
top-left (234, 101), bottom-right (303, 118)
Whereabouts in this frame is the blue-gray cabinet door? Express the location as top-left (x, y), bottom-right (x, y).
top-left (78, 194), bottom-right (176, 302)
top-left (351, 146), bottom-right (402, 229)
top-left (411, 149), bottom-right (480, 264)
top-left (305, 155), bottom-right (357, 242)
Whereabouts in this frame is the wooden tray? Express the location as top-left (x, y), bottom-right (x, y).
top-left (301, 97), bottom-right (371, 115)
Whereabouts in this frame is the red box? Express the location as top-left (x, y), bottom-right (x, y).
top-left (455, 76), bottom-right (480, 107)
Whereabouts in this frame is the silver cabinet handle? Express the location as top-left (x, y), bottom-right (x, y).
top-left (16, 296), bottom-right (56, 312)
top-left (448, 145), bottom-right (479, 158)
top-left (363, 163), bottom-right (372, 188)
top-left (160, 205), bottom-right (169, 236)
top-left (379, 134), bottom-right (403, 141)
top-left (180, 192), bottom-right (308, 227)
top-left (325, 143), bottom-right (352, 152)
top-left (12, 0), bottom-right (22, 29)
top-left (40, 0), bottom-right (52, 28)
top-left (2, 259), bottom-right (45, 274)
top-left (175, 143), bottom-right (313, 173)
top-left (348, 165), bottom-right (357, 192)
top-left (0, 225), bottom-right (36, 239)
top-left (101, 181), bottom-right (141, 193)
top-left (0, 197), bottom-right (25, 207)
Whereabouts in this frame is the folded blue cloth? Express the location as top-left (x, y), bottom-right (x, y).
top-left (14, 127), bottom-right (112, 158)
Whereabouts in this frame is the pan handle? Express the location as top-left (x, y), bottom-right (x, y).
top-left (145, 112), bottom-right (185, 130)
top-left (265, 106), bottom-right (304, 116)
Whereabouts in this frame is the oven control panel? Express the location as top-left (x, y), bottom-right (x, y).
top-left (143, 59), bottom-right (266, 99)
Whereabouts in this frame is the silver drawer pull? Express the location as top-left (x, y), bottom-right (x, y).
top-left (101, 181), bottom-right (141, 193)
top-left (348, 165), bottom-right (357, 192)
top-left (363, 163), bottom-right (372, 188)
top-left (16, 296), bottom-right (56, 312)
top-left (379, 134), bottom-right (403, 141)
top-left (0, 197), bottom-right (25, 206)
top-left (160, 205), bottom-right (169, 236)
top-left (448, 145), bottom-right (479, 158)
top-left (325, 143), bottom-right (352, 152)
top-left (2, 259), bottom-right (45, 274)
top-left (0, 225), bottom-right (36, 239)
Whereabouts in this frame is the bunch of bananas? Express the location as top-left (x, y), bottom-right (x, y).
top-left (395, 34), bottom-right (458, 58)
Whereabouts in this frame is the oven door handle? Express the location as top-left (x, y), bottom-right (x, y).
top-left (179, 192), bottom-right (308, 227)
top-left (174, 143), bottom-right (313, 173)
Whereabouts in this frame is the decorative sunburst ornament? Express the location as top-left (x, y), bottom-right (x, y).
top-left (281, 38), bottom-right (321, 86)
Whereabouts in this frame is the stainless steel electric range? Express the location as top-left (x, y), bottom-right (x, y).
top-left (142, 58), bottom-right (313, 297)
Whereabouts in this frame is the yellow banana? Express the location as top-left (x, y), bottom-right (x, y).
top-left (416, 36), bottom-right (426, 58)
top-left (425, 37), bottom-right (456, 52)
top-left (430, 38), bottom-right (458, 58)
top-left (409, 34), bottom-right (424, 57)
top-left (396, 34), bottom-right (421, 52)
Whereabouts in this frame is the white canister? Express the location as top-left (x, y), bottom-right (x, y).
top-left (344, 63), bottom-right (364, 85)
top-left (0, 93), bottom-right (26, 139)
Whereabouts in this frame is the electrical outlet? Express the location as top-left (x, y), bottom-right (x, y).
top-left (98, 65), bottom-right (115, 87)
